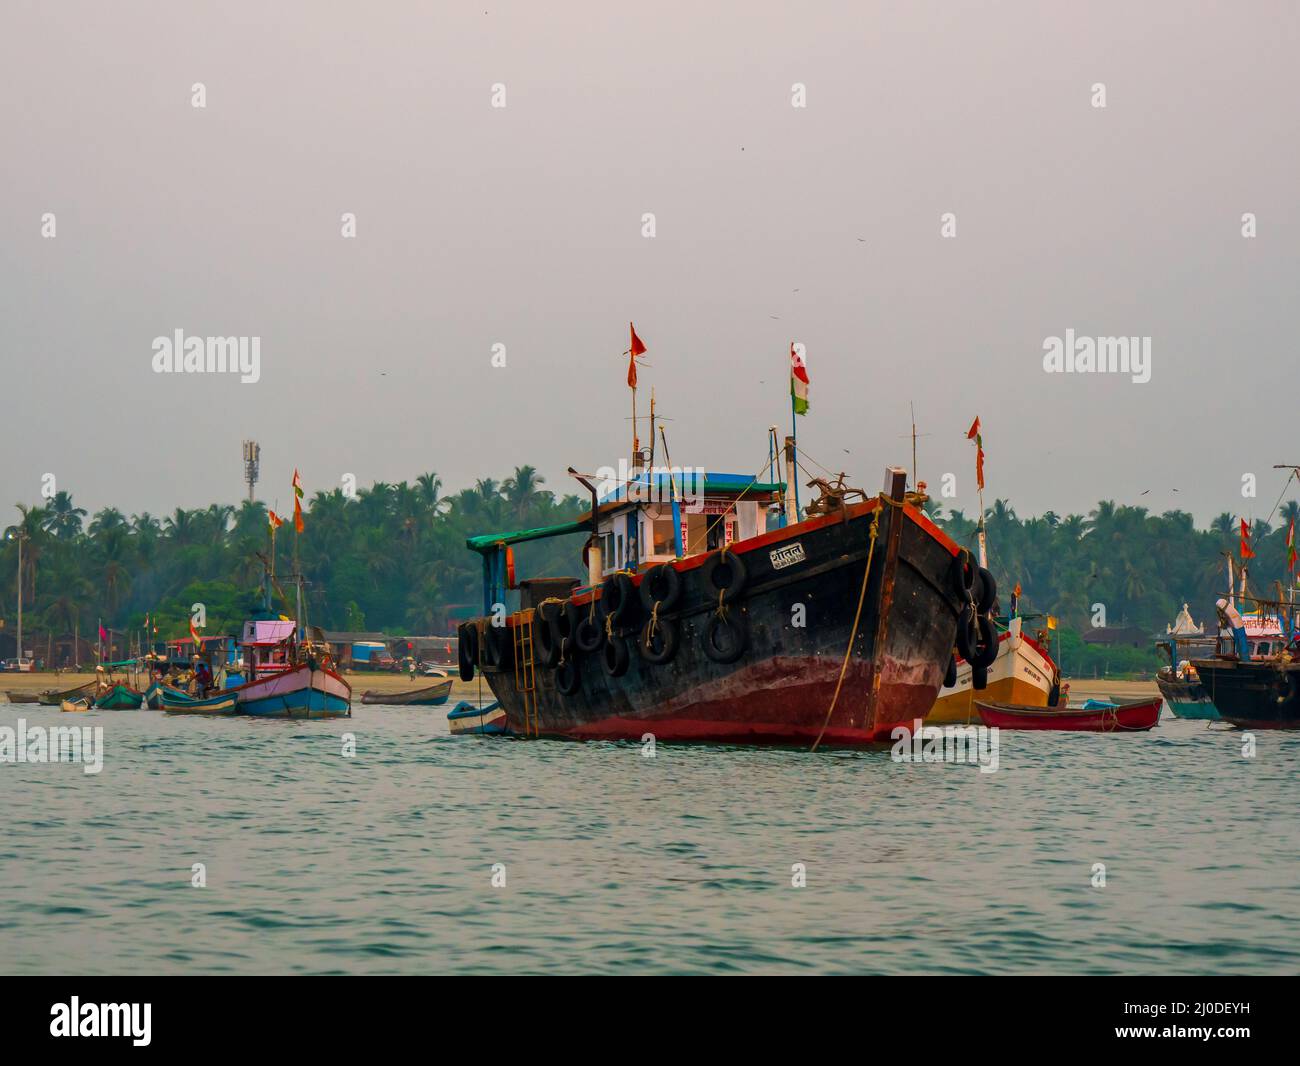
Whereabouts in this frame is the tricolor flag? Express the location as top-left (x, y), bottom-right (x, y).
top-left (268, 509), bottom-right (284, 532)
top-left (967, 416), bottom-right (985, 490)
top-left (1288, 518), bottom-right (1296, 573)
top-left (292, 469), bottom-right (305, 533)
top-left (627, 322), bottom-right (647, 388)
top-left (790, 343), bottom-right (809, 415)
top-left (1240, 517), bottom-right (1256, 560)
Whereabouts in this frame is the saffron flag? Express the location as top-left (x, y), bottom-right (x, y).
top-left (292, 469), bottom-right (305, 533)
top-left (190, 617), bottom-right (202, 644)
top-left (967, 416), bottom-right (985, 490)
top-left (1240, 518), bottom-right (1255, 560)
top-left (268, 509), bottom-right (284, 531)
top-left (1046, 614), bottom-right (1058, 630)
top-left (790, 344), bottom-right (809, 415)
top-left (1289, 518), bottom-right (1296, 573)
top-left (627, 323), bottom-right (646, 388)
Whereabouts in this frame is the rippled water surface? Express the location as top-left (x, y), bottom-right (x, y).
top-left (1, 703), bottom-right (1296, 975)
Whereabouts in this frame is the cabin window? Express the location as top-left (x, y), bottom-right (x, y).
top-left (616, 533), bottom-right (625, 570)
top-left (1256, 642), bottom-right (1270, 656)
top-left (601, 532), bottom-right (615, 572)
top-left (705, 516), bottom-right (726, 551)
top-left (652, 517), bottom-right (676, 555)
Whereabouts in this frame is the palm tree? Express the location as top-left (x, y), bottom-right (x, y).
top-left (43, 491), bottom-right (87, 539)
top-left (415, 472), bottom-right (444, 513)
top-left (164, 508), bottom-right (196, 545)
top-left (502, 466), bottom-right (546, 522)
top-left (88, 507), bottom-right (128, 537)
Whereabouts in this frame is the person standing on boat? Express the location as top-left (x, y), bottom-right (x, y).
top-left (1216, 597), bottom-right (1250, 660)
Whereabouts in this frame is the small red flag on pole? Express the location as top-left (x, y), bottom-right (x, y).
top-left (1240, 518), bottom-right (1256, 560)
top-left (967, 417), bottom-right (985, 491)
top-left (627, 323), bottom-right (646, 388)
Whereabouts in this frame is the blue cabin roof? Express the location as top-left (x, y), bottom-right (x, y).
top-left (597, 471), bottom-right (785, 505)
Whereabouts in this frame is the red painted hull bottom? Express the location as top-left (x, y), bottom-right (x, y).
top-left (541, 657), bottom-right (939, 746)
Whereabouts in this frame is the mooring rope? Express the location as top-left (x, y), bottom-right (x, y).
top-left (810, 497), bottom-right (893, 751)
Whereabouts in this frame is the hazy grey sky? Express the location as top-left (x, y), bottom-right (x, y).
top-left (3, 2), bottom-right (1297, 527)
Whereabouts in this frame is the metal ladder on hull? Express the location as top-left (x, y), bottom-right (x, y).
top-left (512, 611), bottom-right (538, 737)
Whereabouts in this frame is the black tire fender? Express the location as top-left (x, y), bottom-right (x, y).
top-left (601, 573), bottom-right (637, 625)
top-left (702, 549), bottom-right (747, 604)
top-left (573, 602), bottom-right (605, 654)
top-left (534, 602), bottom-right (561, 668)
top-left (703, 610), bottom-right (748, 664)
top-left (943, 653), bottom-right (958, 689)
top-left (457, 622), bottom-right (478, 681)
top-left (638, 564), bottom-right (683, 613)
top-left (638, 616), bottom-right (680, 665)
top-left (602, 634), bottom-right (631, 678)
top-left (971, 613), bottom-right (1000, 669)
top-left (556, 657), bottom-right (582, 696)
top-left (955, 605), bottom-right (979, 662)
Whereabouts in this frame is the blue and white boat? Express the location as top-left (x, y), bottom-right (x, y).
top-left (231, 619), bottom-right (352, 719)
top-left (448, 700), bottom-right (509, 735)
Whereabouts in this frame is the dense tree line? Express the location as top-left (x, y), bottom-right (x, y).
top-left (931, 498), bottom-right (1300, 633)
top-left (1, 467), bottom-right (587, 643)
top-left (4, 476), bottom-right (1296, 668)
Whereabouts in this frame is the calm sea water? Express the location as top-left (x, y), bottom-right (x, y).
top-left (0, 701), bottom-right (1296, 975)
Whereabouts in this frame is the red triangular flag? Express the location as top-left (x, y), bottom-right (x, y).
top-left (627, 323), bottom-right (647, 389)
top-left (1240, 518), bottom-right (1256, 559)
top-left (967, 416), bottom-right (980, 440)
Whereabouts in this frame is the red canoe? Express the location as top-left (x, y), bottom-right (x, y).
top-left (975, 697), bottom-right (1161, 732)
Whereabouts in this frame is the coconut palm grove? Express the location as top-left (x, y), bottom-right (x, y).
top-left (4, 468), bottom-right (1297, 677)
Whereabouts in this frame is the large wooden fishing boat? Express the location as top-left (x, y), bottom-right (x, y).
top-left (1192, 656), bottom-right (1300, 729)
top-left (230, 620), bottom-right (351, 718)
top-left (459, 466), bottom-right (976, 746)
top-left (928, 617), bottom-right (1058, 724)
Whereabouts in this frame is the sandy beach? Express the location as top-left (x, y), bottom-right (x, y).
top-left (0, 669), bottom-right (488, 703)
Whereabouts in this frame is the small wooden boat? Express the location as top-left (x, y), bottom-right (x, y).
top-left (448, 700), bottom-right (509, 735)
top-left (161, 691), bottom-right (239, 715)
top-left (60, 697), bottom-right (92, 713)
top-left (6, 691), bottom-right (41, 704)
top-left (39, 680), bottom-right (96, 706)
top-left (95, 684), bottom-right (145, 710)
top-left (143, 680), bottom-right (191, 709)
top-left (361, 679), bottom-right (453, 706)
top-left (975, 696), bottom-right (1161, 732)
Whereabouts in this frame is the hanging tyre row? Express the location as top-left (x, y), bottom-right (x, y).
top-left (947, 549), bottom-right (1000, 690)
top-left (523, 551), bottom-right (752, 696)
